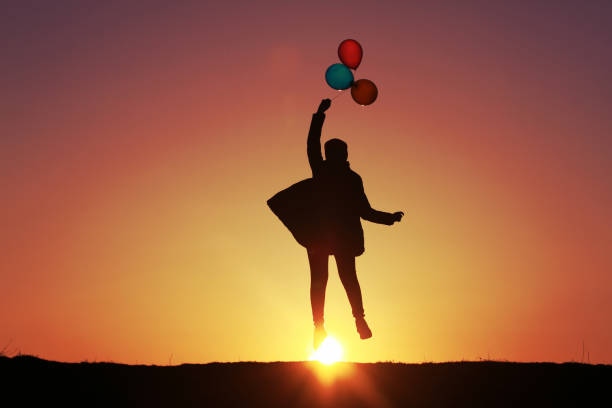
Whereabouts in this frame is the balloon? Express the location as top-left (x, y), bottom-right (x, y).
top-left (351, 79), bottom-right (378, 105)
top-left (325, 63), bottom-right (354, 90)
top-left (338, 39), bottom-right (363, 70)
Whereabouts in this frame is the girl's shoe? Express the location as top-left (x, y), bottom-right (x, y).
top-left (355, 317), bottom-right (372, 339)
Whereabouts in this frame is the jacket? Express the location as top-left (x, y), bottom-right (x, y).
top-left (307, 111), bottom-right (395, 256)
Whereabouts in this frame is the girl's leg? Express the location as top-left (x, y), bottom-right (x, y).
top-left (307, 250), bottom-right (329, 326)
top-left (334, 252), bottom-right (365, 319)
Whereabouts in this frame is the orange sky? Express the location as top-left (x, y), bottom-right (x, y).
top-left (1, 2), bottom-right (611, 364)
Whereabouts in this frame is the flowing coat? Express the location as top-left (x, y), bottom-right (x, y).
top-left (268, 111), bottom-right (394, 256)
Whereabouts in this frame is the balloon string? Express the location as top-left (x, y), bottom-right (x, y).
top-left (331, 90), bottom-right (347, 101)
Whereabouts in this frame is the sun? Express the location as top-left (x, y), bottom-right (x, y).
top-left (309, 336), bottom-right (343, 365)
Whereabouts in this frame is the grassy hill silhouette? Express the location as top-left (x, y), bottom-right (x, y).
top-left (2, 355), bottom-right (610, 407)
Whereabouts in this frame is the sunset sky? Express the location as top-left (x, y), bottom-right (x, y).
top-left (2, 1), bottom-right (611, 365)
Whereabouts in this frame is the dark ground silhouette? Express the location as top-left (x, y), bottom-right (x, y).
top-left (3, 355), bottom-right (610, 407)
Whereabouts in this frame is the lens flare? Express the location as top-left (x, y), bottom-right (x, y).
top-left (309, 336), bottom-right (343, 365)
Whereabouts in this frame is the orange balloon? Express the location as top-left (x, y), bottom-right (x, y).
top-left (350, 79), bottom-right (378, 106)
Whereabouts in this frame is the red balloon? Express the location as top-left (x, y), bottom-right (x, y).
top-left (351, 79), bottom-right (378, 106)
top-left (338, 39), bottom-right (363, 70)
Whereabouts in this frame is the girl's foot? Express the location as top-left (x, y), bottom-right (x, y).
top-left (313, 324), bottom-right (327, 350)
top-left (355, 317), bottom-right (372, 339)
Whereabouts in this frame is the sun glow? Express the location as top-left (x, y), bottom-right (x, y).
top-left (309, 336), bottom-right (343, 365)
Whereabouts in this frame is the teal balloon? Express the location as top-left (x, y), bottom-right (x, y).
top-left (325, 63), bottom-right (354, 90)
